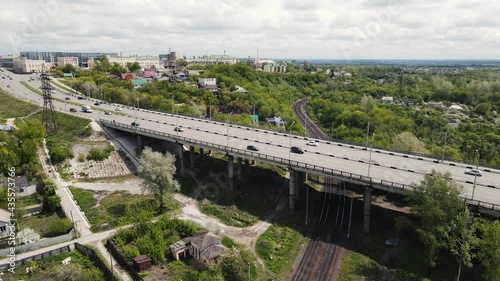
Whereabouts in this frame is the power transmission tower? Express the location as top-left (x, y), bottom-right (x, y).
top-left (41, 67), bottom-right (58, 133)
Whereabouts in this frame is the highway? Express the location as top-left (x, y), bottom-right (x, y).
top-left (2, 68), bottom-right (500, 208)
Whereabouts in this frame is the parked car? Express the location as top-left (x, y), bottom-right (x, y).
top-left (115, 107), bottom-right (122, 111)
top-left (174, 127), bottom-right (184, 132)
top-left (290, 146), bottom-right (304, 154)
top-left (69, 108), bottom-right (77, 112)
top-left (464, 169), bottom-right (482, 176)
top-left (65, 97), bottom-right (71, 100)
top-left (104, 111), bottom-right (111, 115)
top-left (306, 141), bottom-right (318, 146)
top-left (246, 145), bottom-right (259, 151)
top-left (131, 122), bottom-right (140, 126)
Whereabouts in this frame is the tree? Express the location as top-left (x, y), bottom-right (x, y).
top-left (126, 61), bottom-right (141, 72)
top-left (401, 170), bottom-right (465, 274)
top-left (94, 55), bottom-right (111, 73)
top-left (215, 248), bottom-right (247, 281)
top-left (138, 147), bottom-right (180, 211)
top-left (17, 227), bottom-right (41, 244)
top-left (393, 131), bottom-right (427, 153)
top-left (477, 220), bottom-right (500, 281)
top-left (443, 208), bottom-right (478, 281)
top-left (82, 81), bottom-right (97, 98)
top-left (55, 263), bottom-right (84, 281)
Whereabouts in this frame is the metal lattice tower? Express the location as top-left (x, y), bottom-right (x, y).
top-left (41, 71), bottom-right (58, 132)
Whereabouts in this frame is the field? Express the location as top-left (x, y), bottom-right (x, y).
top-left (0, 90), bottom-right (39, 119)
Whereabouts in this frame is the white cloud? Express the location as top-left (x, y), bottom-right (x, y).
top-left (0, 0), bottom-right (498, 59)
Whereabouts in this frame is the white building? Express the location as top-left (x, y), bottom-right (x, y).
top-left (57, 57), bottom-right (79, 68)
top-left (0, 209), bottom-right (11, 238)
top-left (88, 55), bottom-right (161, 70)
top-left (198, 78), bottom-right (216, 86)
top-left (12, 57), bottom-right (53, 73)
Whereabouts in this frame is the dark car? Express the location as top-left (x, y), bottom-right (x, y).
top-left (247, 145), bottom-right (259, 151)
top-left (290, 146), bottom-right (304, 154)
top-left (65, 97), bottom-right (71, 100)
top-left (69, 108), bottom-right (77, 112)
top-left (94, 102), bottom-right (100, 106)
top-left (131, 122), bottom-right (140, 126)
top-left (77, 96), bottom-right (84, 100)
top-left (104, 111), bottom-right (111, 115)
top-left (174, 127), bottom-right (184, 132)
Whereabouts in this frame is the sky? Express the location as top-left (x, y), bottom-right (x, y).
top-left (0, 0), bottom-right (499, 60)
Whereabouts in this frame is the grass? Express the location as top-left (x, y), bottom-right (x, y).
top-left (20, 213), bottom-right (71, 238)
top-left (16, 194), bottom-right (41, 208)
top-left (0, 90), bottom-right (39, 118)
top-left (69, 188), bottom-right (179, 232)
top-left (2, 249), bottom-right (106, 281)
top-left (26, 110), bottom-right (91, 141)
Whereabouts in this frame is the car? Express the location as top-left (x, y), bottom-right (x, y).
top-left (69, 108), bottom-right (77, 112)
top-left (246, 145), bottom-right (259, 151)
top-left (465, 169), bottom-right (482, 177)
top-left (6, 85), bottom-right (10, 88)
top-left (290, 146), bottom-right (304, 154)
top-left (94, 102), bottom-right (100, 106)
top-left (115, 107), bottom-right (122, 111)
top-left (104, 111), bottom-right (111, 115)
top-left (9, 77), bottom-right (12, 80)
top-left (131, 122), bottom-right (140, 126)
top-left (77, 96), bottom-right (84, 100)
top-left (174, 127), bottom-right (184, 132)
top-left (306, 141), bottom-right (318, 146)
top-left (65, 97), bottom-right (71, 100)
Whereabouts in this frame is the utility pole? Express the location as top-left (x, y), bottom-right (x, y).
top-left (471, 150), bottom-right (480, 200)
top-left (441, 130), bottom-right (448, 162)
top-left (365, 121), bottom-right (370, 149)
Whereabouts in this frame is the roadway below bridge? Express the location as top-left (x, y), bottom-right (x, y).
top-left (2, 68), bottom-right (500, 211)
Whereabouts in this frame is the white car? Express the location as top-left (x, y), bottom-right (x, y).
top-left (306, 141), bottom-right (318, 146)
top-left (115, 107), bottom-right (123, 111)
top-left (464, 169), bottom-right (482, 177)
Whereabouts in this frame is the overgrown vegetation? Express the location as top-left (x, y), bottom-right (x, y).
top-left (86, 145), bottom-right (113, 161)
top-left (0, 90), bottom-right (39, 119)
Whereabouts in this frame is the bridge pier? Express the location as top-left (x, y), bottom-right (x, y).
top-left (178, 143), bottom-right (184, 176)
top-left (228, 155), bottom-right (234, 190)
top-left (363, 185), bottom-right (373, 234)
top-left (189, 146), bottom-right (195, 169)
top-left (136, 135), bottom-right (144, 153)
top-left (244, 159), bottom-right (250, 173)
top-left (237, 157), bottom-right (243, 180)
top-left (199, 148), bottom-right (204, 161)
top-left (289, 168), bottom-right (297, 210)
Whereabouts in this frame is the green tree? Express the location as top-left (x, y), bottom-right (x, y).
top-left (215, 248), bottom-right (247, 281)
top-left (94, 55), bottom-right (111, 72)
top-left (401, 170), bottom-right (465, 273)
top-left (443, 208), bottom-right (478, 281)
top-left (393, 131), bottom-right (427, 153)
top-left (477, 220), bottom-right (500, 281)
top-left (138, 147), bottom-right (180, 212)
top-left (126, 61), bottom-right (141, 72)
top-left (55, 263), bottom-right (84, 281)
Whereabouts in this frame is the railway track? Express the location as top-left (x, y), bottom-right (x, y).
top-left (291, 180), bottom-right (347, 281)
top-left (291, 98), bottom-right (327, 139)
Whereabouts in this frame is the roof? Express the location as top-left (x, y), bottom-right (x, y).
top-left (121, 73), bottom-right (136, 80)
top-left (0, 209), bottom-right (11, 223)
top-left (132, 255), bottom-right (151, 263)
top-left (449, 105), bottom-right (464, 111)
top-left (187, 232), bottom-right (222, 250)
top-left (233, 85), bottom-right (248, 93)
top-left (250, 115), bottom-right (259, 121)
top-left (143, 70), bottom-right (156, 77)
top-left (0, 125), bottom-right (16, 132)
top-left (131, 79), bottom-right (148, 87)
top-left (63, 73), bottom-right (73, 77)
top-left (203, 84), bottom-right (218, 90)
top-left (5, 176), bottom-right (29, 188)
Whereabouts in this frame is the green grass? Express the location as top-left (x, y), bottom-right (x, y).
top-left (198, 199), bottom-right (259, 227)
top-left (338, 252), bottom-right (383, 281)
top-left (26, 110), bottom-right (91, 141)
top-left (15, 194), bottom-right (41, 208)
top-left (0, 90), bottom-right (40, 118)
top-left (69, 188), bottom-right (179, 232)
top-left (20, 213), bottom-right (71, 238)
top-left (3, 249), bottom-right (106, 281)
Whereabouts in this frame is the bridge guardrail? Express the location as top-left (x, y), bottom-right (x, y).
top-left (100, 119), bottom-right (500, 214)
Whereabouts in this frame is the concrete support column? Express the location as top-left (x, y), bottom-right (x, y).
top-left (251, 160), bottom-right (256, 166)
top-left (199, 148), bottom-right (204, 161)
top-left (237, 157), bottom-right (243, 180)
top-left (363, 185), bottom-right (373, 234)
top-left (296, 171), bottom-right (306, 198)
top-left (228, 155), bottom-right (234, 190)
top-left (208, 150), bottom-right (212, 156)
top-left (189, 146), bottom-right (195, 169)
top-left (289, 168), bottom-right (296, 210)
top-left (137, 135), bottom-right (143, 152)
top-left (244, 159), bottom-right (250, 173)
top-left (178, 143), bottom-right (184, 176)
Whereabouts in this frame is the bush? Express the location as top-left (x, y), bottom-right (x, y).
top-left (86, 147), bottom-right (111, 161)
top-left (78, 153), bottom-right (85, 162)
top-left (46, 218), bottom-right (73, 237)
top-left (43, 194), bottom-right (61, 213)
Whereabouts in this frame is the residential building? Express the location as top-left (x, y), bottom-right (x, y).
top-left (0, 209), bottom-right (11, 238)
top-left (106, 56), bottom-right (161, 70)
top-left (266, 116), bottom-right (286, 127)
top-left (143, 70), bottom-right (157, 78)
top-left (187, 54), bottom-right (240, 66)
top-left (57, 57), bottom-right (79, 68)
top-left (170, 232), bottom-right (226, 263)
top-left (381, 96), bottom-right (394, 103)
top-left (263, 63), bottom-right (287, 73)
top-left (120, 73), bottom-right (136, 81)
top-left (131, 79), bottom-right (148, 88)
top-left (12, 57), bottom-right (53, 73)
top-left (198, 78), bottom-right (218, 93)
top-left (160, 51), bottom-right (177, 69)
top-left (3, 176), bottom-right (37, 197)
top-left (21, 51), bottom-right (117, 67)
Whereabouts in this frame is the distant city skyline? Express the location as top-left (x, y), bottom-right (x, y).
top-left (1, 0), bottom-right (499, 60)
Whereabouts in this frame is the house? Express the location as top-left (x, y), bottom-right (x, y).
top-left (63, 73), bottom-right (73, 78)
top-left (266, 116), bottom-right (286, 127)
top-left (428, 101), bottom-right (444, 110)
top-left (250, 114), bottom-right (259, 123)
top-left (176, 73), bottom-right (188, 80)
top-left (233, 85), bottom-right (248, 93)
top-left (131, 79), bottom-right (148, 88)
top-left (199, 78), bottom-right (218, 93)
top-left (0, 125), bottom-right (16, 132)
top-left (143, 70), bottom-right (157, 78)
top-left (263, 63), bottom-right (287, 73)
top-left (120, 73), bottom-right (136, 81)
top-left (170, 232), bottom-right (226, 263)
top-left (4, 176), bottom-right (37, 197)
top-left (0, 209), bottom-right (11, 238)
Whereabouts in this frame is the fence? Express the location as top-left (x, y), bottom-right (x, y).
top-left (75, 243), bottom-right (117, 281)
top-left (106, 239), bottom-right (144, 281)
top-left (0, 230), bottom-right (74, 257)
top-left (0, 243), bottom-right (74, 271)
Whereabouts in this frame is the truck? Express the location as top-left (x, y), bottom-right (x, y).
top-left (82, 105), bottom-right (93, 113)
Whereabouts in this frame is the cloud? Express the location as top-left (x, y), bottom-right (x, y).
top-left (0, 0), bottom-right (498, 59)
